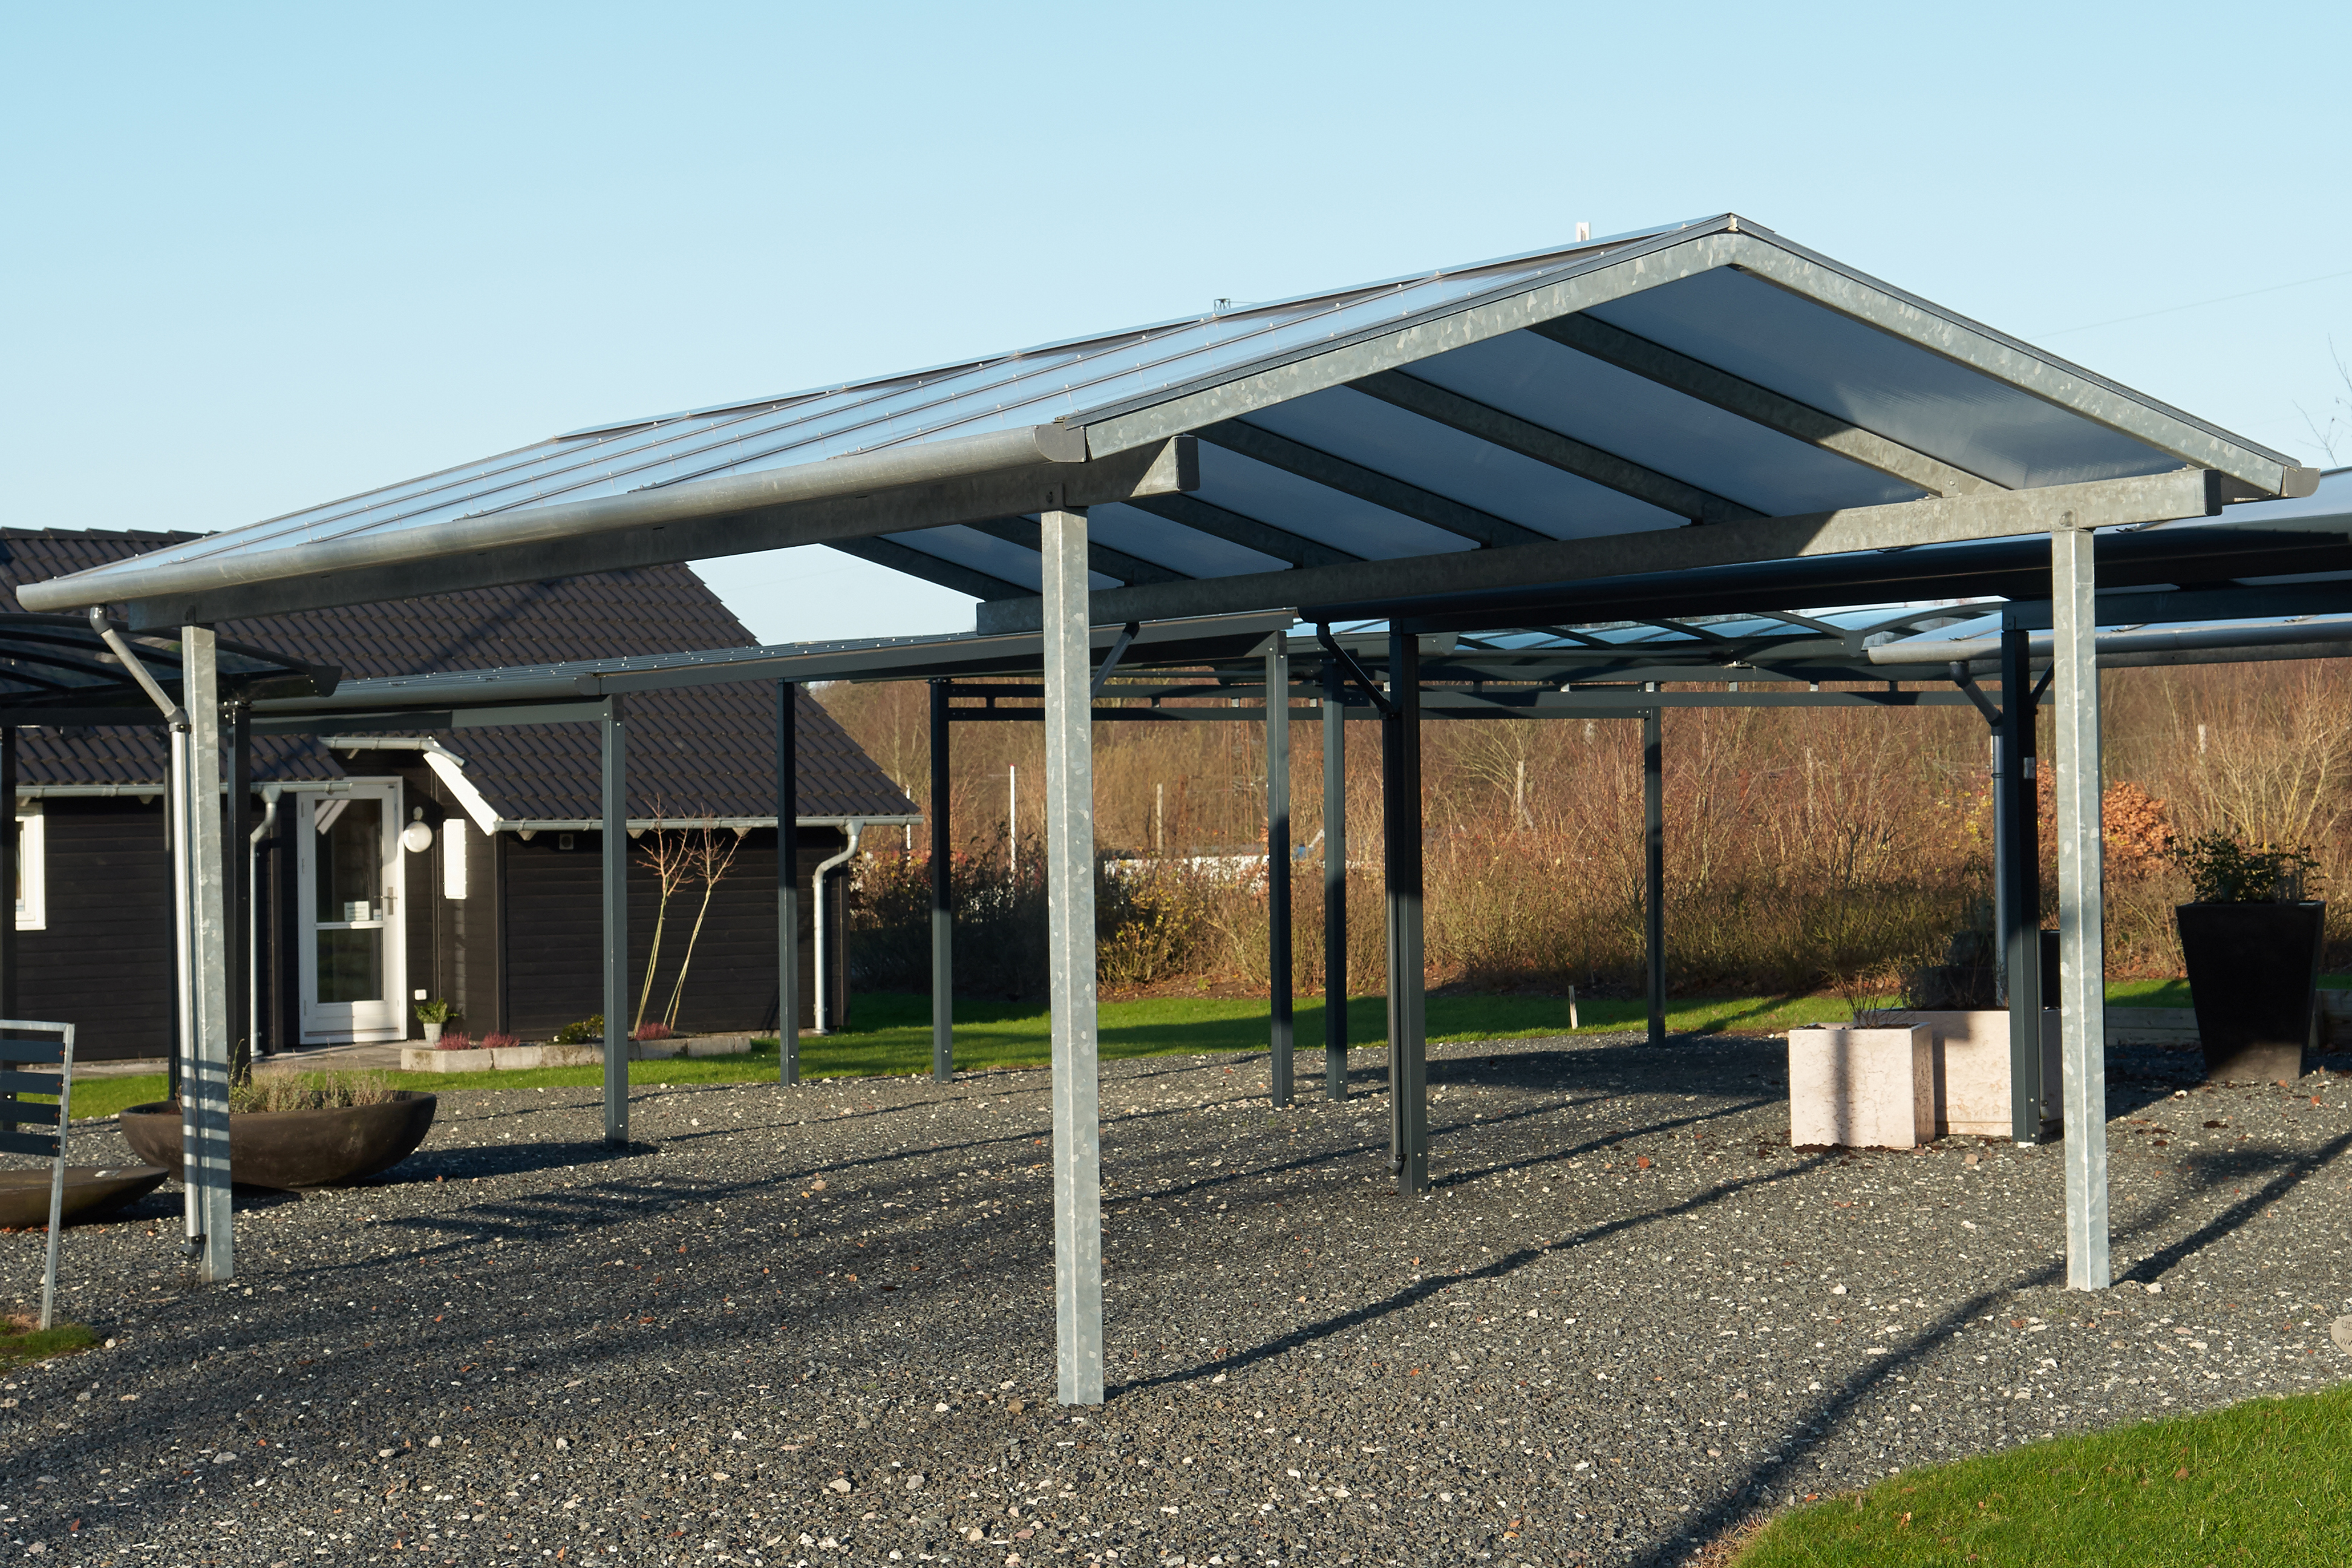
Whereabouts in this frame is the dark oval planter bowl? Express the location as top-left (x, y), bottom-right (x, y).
top-left (117, 1093), bottom-right (438, 1190)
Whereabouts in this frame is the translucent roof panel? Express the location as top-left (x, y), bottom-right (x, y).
top-left (1586, 270), bottom-right (2185, 491)
top-left (24, 214), bottom-right (2311, 632)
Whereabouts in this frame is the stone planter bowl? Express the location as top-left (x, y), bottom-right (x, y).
top-left (117, 1093), bottom-right (438, 1190)
top-left (0, 1166), bottom-right (171, 1229)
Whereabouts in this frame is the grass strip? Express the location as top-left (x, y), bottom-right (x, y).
top-left (68, 978), bottom-right (2289, 1123)
top-left (0, 1318), bottom-right (99, 1370)
top-left (1730, 1383), bottom-right (2352, 1565)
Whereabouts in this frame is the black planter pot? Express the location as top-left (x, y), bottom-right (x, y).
top-left (2175, 901), bottom-right (2325, 1083)
top-left (117, 1093), bottom-right (437, 1190)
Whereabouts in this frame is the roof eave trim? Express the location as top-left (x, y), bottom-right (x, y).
top-left (21, 425), bottom-right (1195, 629)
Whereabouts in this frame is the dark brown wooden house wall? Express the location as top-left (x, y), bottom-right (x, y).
top-left (20, 798), bottom-right (174, 1061)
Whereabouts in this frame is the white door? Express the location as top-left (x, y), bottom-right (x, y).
top-left (296, 782), bottom-right (407, 1043)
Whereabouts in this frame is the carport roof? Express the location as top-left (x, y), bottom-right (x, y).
top-left (19, 215), bottom-right (2322, 632)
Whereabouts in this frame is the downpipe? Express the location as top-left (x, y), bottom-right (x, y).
top-left (809, 822), bottom-right (863, 1036)
top-left (248, 786), bottom-right (281, 1057)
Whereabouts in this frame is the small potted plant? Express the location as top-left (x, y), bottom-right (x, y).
top-left (2172, 832), bottom-right (2324, 1083)
top-left (414, 998), bottom-right (456, 1045)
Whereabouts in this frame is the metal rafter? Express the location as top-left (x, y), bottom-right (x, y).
top-left (1122, 492), bottom-right (1365, 570)
top-left (1531, 314), bottom-right (2001, 498)
top-left (964, 517), bottom-right (1187, 586)
top-left (1198, 420), bottom-right (1548, 549)
top-left (1348, 368), bottom-right (1763, 524)
top-left (826, 536), bottom-right (1033, 601)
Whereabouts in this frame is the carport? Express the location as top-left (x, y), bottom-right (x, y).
top-left (21, 215), bottom-right (2339, 1405)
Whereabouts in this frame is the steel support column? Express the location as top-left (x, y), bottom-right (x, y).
top-left (1998, 627), bottom-right (2045, 1143)
top-left (930, 680), bottom-right (953, 1083)
top-left (2051, 525), bottom-right (2111, 1290)
top-left (227, 703), bottom-right (250, 1080)
top-left (1321, 667), bottom-right (1347, 1102)
top-left (184, 626), bottom-right (234, 1284)
top-left (1643, 708), bottom-right (1666, 1046)
top-left (1266, 642), bottom-right (1293, 1108)
top-left (777, 681), bottom-right (800, 1086)
top-left (601, 695), bottom-right (629, 1145)
top-left (1040, 506), bottom-right (1103, 1405)
top-left (1383, 631), bottom-right (1428, 1196)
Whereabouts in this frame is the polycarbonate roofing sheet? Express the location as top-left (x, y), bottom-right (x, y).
top-left (30, 214), bottom-right (2315, 632)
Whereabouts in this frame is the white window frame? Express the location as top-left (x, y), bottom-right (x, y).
top-left (15, 802), bottom-right (45, 932)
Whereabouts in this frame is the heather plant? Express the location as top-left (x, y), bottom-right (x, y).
top-left (225, 1071), bottom-right (399, 1113)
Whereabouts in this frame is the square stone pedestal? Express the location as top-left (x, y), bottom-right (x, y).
top-left (1788, 1025), bottom-right (1932, 1149)
top-left (1860, 1008), bottom-right (2062, 1138)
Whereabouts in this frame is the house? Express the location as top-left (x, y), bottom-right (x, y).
top-left (2, 529), bottom-right (915, 1060)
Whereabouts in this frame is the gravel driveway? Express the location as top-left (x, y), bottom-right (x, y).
top-left (4, 1030), bottom-right (2348, 1568)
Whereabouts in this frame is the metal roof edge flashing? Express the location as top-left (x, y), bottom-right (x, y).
top-left (17, 422), bottom-right (1126, 626)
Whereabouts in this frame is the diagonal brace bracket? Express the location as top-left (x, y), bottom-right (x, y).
top-left (1315, 624), bottom-right (1393, 716)
top-left (1091, 622), bottom-right (1141, 699)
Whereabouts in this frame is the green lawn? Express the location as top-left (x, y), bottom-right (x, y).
top-left (60, 975), bottom-right (2345, 1124)
top-left (1731, 1385), bottom-right (2352, 1566)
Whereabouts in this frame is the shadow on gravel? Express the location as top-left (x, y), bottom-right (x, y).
top-left (1111, 1151), bottom-right (1837, 1402)
top-left (1641, 1259), bottom-right (2065, 1568)
top-left (381, 1138), bottom-right (656, 1184)
top-left (2118, 1128), bottom-right (2352, 1284)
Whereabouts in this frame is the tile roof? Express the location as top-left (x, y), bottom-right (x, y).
top-left (0, 530), bottom-right (912, 822)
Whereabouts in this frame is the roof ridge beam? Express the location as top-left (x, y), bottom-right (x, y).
top-left (964, 517), bottom-right (1186, 586)
top-left (1198, 421), bottom-right (1549, 549)
top-left (1122, 493), bottom-right (1366, 570)
top-left (1529, 315), bottom-right (2002, 498)
top-left (1348, 369), bottom-right (1762, 525)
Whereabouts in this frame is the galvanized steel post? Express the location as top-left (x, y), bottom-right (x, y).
top-left (601, 696), bottom-right (629, 1145)
top-left (1383, 631), bottom-right (1428, 1196)
top-left (776, 681), bottom-right (800, 1085)
top-left (2050, 524), bottom-right (2111, 1290)
top-left (1040, 506), bottom-right (1103, 1405)
top-left (1998, 626), bottom-right (2045, 1143)
top-left (1321, 665), bottom-right (1347, 1102)
top-left (1266, 642), bottom-right (1293, 1108)
top-left (183, 627), bottom-right (234, 1284)
top-left (930, 680), bottom-right (953, 1083)
top-left (1644, 708), bottom-right (1666, 1046)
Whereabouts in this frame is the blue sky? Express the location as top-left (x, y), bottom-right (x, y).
top-left (6, 1), bottom-right (2349, 645)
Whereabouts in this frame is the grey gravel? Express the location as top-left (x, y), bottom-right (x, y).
top-left (4, 1031), bottom-right (2350, 1567)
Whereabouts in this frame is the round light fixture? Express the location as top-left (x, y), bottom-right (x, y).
top-left (400, 822), bottom-right (435, 854)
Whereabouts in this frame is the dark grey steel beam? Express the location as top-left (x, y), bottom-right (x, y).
top-left (1996, 630), bottom-right (2043, 1143)
top-left (1266, 641), bottom-right (1293, 1108)
top-left (965, 518), bottom-right (1186, 586)
top-left (974, 468), bottom-right (2229, 635)
top-left (1321, 665), bottom-right (1347, 1102)
top-left (601, 696), bottom-right (629, 1145)
top-left (828, 537), bottom-right (1033, 601)
top-left (1199, 421), bottom-right (1548, 549)
top-left (1350, 369), bottom-right (1762, 524)
top-left (777, 681), bottom-right (800, 1087)
top-left (1531, 315), bottom-right (1999, 498)
top-left (1643, 708), bottom-right (1665, 1047)
top-left (0, 728), bottom-right (12, 1020)
top-left (1384, 630), bottom-right (1428, 1197)
top-left (1123, 493), bottom-right (1364, 570)
top-left (929, 680), bottom-right (953, 1084)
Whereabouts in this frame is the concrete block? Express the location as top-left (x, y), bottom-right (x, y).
top-left (1789, 1025), bottom-right (1932, 1149)
top-left (1864, 1010), bottom-right (2060, 1138)
top-left (399, 1047), bottom-right (498, 1073)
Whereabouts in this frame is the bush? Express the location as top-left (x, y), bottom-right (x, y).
top-left (434, 1031), bottom-right (472, 1051)
top-left (479, 1033), bottom-right (520, 1050)
top-left (550, 1015), bottom-right (606, 1044)
top-left (414, 998), bottom-right (456, 1025)
top-left (632, 1022), bottom-right (674, 1042)
top-left (2171, 831), bottom-right (2321, 904)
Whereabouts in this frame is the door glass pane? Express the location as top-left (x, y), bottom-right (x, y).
top-left (316, 931), bottom-right (384, 1004)
top-left (314, 799), bottom-right (385, 1004)
top-left (315, 799), bottom-right (383, 922)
